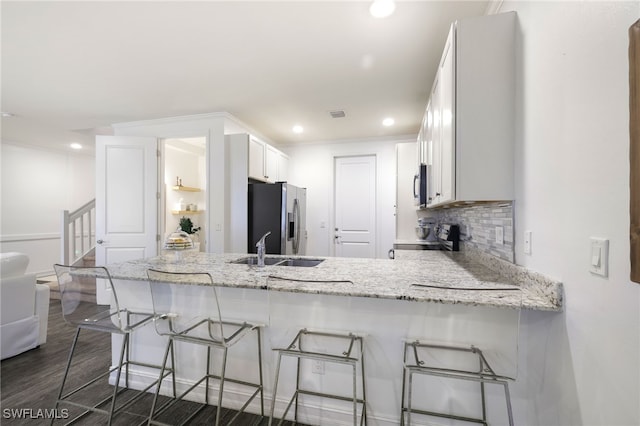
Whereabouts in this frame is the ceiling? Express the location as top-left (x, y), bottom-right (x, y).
top-left (1, 1), bottom-right (491, 154)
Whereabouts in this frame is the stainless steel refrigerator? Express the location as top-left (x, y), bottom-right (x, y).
top-left (248, 182), bottom-right (307, 255)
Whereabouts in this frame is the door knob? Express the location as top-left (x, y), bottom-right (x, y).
top-left (97, 239), bottom-right (105, 245)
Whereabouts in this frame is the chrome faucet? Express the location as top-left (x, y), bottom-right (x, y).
top-left (256, 232), bottom-right (271, 267)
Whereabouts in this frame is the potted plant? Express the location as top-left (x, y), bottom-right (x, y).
top-left (179, 216), bottom-right (200, 235)
top-left (179, 217), bottom-right (201, 249)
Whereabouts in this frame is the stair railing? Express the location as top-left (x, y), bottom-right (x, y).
top-left (61, 199), bottom-right (96, 265)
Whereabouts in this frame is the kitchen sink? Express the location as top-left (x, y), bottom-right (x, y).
top-left (230, 256), bottom-right (283, 266)
top-left (275, 258), bottom-right (325, 267)
top-left (230, 256), bottom-right (324, 267)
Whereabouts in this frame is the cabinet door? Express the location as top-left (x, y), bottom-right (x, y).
top-left (421, 104), bottom-right (430, 165)
top-left (265, 145), bottom-right (279, 182)
top-left (424, 100), bottom-right (435, 205)
top-left (277, 153), bottom-right (289, 182)
top-left (416, 127), bottom-right (424, 169)
top-left (430, 74), bottom-right (442, 206)
top-left (438, 26), bottom-right (456, 204)
top-left (428, 25), bottom-right (455, 208)
top-left (249, 138), bottom-right (265, 180)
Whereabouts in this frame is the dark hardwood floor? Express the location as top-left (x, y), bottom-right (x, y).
top-left (0, 300), bottom-right (298, 425)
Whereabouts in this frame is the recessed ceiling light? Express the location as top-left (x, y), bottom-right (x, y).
top-left (292, 125), bottom-right (304, 134)
top-left (382, 117), bottom-right (395, 127)
top-left (370, 0), bottom-right (396, 18)
top-left (70, 143), bottom-right (83, 150)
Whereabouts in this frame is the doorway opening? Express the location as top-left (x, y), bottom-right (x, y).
top-left (162, 137), bottom-right (207, 252)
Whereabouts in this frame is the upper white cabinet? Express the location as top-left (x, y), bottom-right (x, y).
top-left (248, 137), bottom-right (289, 183)
top-left (425, 12), bottom-right (516, 208)
top-left (277, 154), bottom-right (289, 182)
top-left (265, 144), bottom-right (279, 182)
top-left (249, 137), bottom-right (266, 180)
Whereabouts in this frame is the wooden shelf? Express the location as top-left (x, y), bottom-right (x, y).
top-left (172, 185), bottom-right (201, 192)
top-left (171, 210), bottom-right (203, 215)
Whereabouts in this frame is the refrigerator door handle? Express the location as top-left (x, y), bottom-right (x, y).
top-left (293, 198), bottom-right (300, 254)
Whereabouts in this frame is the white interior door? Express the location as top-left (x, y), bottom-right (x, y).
top-left (96, 135), bottom-right (158, 304)
top-left (334, 155), bottom-right (376, 258)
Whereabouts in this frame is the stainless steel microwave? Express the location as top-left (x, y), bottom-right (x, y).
top-left (413, 163), bottom-right (427, 207)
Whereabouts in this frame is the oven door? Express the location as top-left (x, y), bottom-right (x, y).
top-left (413, 163), bottom-right (427, 207)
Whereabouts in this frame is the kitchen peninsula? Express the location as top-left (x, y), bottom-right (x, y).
top-left (106, 250), bottom-right (562, 425)
top-left (108, 250), bottom-right (561, 311)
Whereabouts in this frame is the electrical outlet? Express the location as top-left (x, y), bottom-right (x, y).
top-left (524, 231), bottom-right (532, 255)
top-left (495, 226), bottom-right (504, 245)
top-left (312, 359), bottom-right (325, 375)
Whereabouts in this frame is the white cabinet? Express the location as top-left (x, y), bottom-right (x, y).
top-left (277, 154), bottom-right (289, 182)
top-left (265, 145), bottom-right (279, 182)
top-left (422, 102), bottom-right (431, 166)
top-left (248, 137), bottom-right (289, 183)
top-left (249, 138), bottom-right (266, 180)
top-left (425, 12), bottom-right (516, 208)
top-left (433, 25), bottom-right (455, 206)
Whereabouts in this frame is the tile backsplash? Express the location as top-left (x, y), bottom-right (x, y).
top-left (418, 202), bottom-right (515, 263)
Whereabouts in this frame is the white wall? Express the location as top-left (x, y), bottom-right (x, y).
top-left (499, 2), bottom-right (640, 425)
top-left (0, 142), bottom-right (95, 274)
top-left (284, 136), bottom-right (413, 259)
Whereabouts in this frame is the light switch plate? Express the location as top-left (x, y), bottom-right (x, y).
top-left (589, 237), bottom-right (609, 277)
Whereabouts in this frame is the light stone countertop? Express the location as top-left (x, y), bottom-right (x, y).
top-left (106, 250), bottom-right (563, 312)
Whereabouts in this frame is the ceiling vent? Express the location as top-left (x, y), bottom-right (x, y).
top-left (329, 110), bottom-right (346, 119)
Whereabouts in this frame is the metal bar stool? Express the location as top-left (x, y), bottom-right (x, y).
top-left (146, 269), bottom-right (265, 426)
top-left (51, 264), bottom-right (173, 425)
top-left (400, 284), bottom-right (523, 426)
top-left (267, 276), bottom-right (367, 426)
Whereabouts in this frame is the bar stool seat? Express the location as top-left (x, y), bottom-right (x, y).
top-left (146, 269), bottom-right (265, 426)
top-left (400, 284), bottom-right (523, 426)
top-left (51, 264), bottom-right (172, 425)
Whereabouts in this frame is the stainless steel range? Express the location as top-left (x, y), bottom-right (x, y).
top-left (434, 224), bottom-right (460, 252)
top-left (390, 224), bottom-right (460, 258)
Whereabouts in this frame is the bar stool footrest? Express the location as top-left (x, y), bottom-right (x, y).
top-left (402, 407), bottom-right (488, 425)
top-left (297, 388), bottom-right (366, 405)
